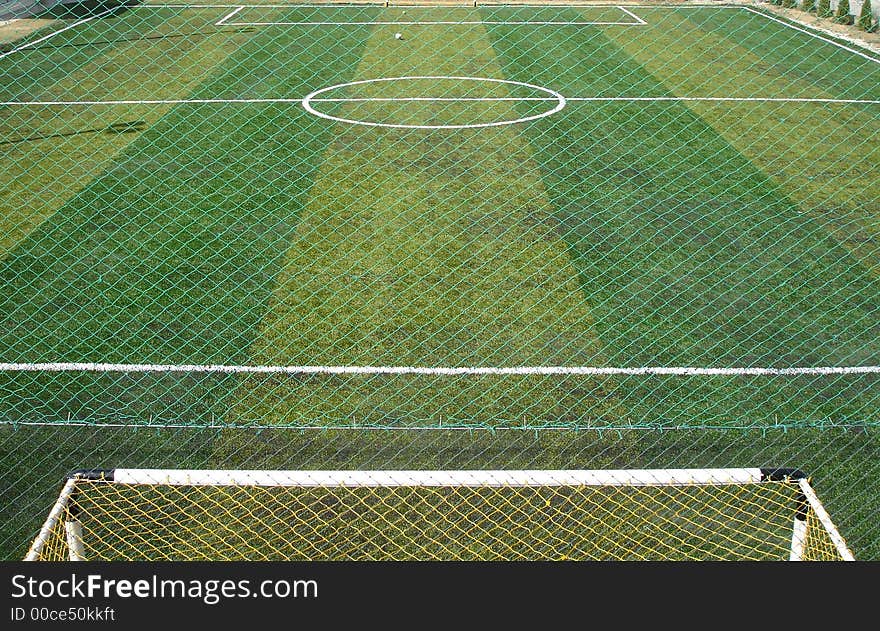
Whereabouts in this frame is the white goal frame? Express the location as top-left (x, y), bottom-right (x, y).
top-left (26, 467), bottom-right (855, 561)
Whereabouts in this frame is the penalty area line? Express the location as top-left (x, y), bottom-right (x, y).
top-left (617, 6), bottom-right (647, 25)
top-left (223, 20), bottom-right (645, 25)
top-left (1, 363), bottom-right (878, 376)
top-left (215, 6), bottom-right (244, 26)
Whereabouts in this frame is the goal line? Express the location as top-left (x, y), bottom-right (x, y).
top-left (4, 97), bottom-right (879, 106)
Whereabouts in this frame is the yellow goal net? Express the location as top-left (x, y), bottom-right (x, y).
top-left (26, 468), bottom-right (853, 561)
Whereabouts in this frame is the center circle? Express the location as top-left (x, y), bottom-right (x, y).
top-left (301, 76), bottom-right (566, 130)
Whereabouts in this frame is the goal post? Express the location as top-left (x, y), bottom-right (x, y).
top-left (26, 467), bottom-right (854, 561)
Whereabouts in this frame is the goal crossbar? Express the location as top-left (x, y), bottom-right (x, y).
top-left (63, 466), bottom-right (826, 487)
top-left (26, 467), bottom-right (855, 561)
top-left (109, 467), bottom-right (777, 487)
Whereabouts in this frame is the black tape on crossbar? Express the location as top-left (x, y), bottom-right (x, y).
top-left (66, 468), bottom-right (115, 482)
top-left (760, 468), bottom-right (808, 482)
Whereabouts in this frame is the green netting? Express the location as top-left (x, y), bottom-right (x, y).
top-left (0, 1), bottom-right (878, 558)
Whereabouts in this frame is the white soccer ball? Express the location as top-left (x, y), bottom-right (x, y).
top-left (394, 32), bottom-right (403, 40)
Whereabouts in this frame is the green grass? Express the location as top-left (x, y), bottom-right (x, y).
top-left (0, 4), bottom-right (878, 559)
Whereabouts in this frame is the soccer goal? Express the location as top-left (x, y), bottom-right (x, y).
top-left (26, 468), bottom-right (853, 561)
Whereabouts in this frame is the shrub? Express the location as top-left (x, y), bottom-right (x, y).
top-left (802, 0), bottom-right (817, 12)
top-left (857, 0), bottom-right (874, 30)
top-left (817, 0), bottom-right (833, 17)
top-left (834, 0), bottom-right (854, 24)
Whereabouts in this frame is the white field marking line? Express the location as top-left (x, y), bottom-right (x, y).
top-left (565, 97), bottom-right (880, 104)
top-left (0, 98), bottom-right (307, 106)
top-left (744, 7), bottom-right (880, 66)
top-left (617, 6), bottom-right (646, 25)
top-left (307, 96), bottom-right (880, 104)
top-left (0, 5), bottom-right (121, 61)
top-left (301, 75), bottom-right (566, 129)
top-left (215, 5), bottom-right (244, 25)
top-left (206, 3), bottom-right (643, 26)
top-left (1, 362), bottom-right (879, 376)
top-left (225, 20), bottom-right (643, 25)
top-left (6, 421), bottom-right (863, 432)
top-left (3, 97), bottom-right (879, 106)
top-left (148, 4), bottom-right (748, 8)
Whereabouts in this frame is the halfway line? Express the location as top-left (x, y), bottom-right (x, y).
top-left (309, 96), bottom-right (880, 104)
top-left (3, 97), bottom-right (879, 106)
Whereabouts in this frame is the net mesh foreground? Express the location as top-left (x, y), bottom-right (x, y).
top-left (30, 472), bottom-right (849, 561)
top-left (1, 1), bottom-right (879, 559)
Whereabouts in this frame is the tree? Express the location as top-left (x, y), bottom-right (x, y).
top-left (817, 0), bottom-right (833, 17)
top-left (803, 0), bottom-right (817, 12)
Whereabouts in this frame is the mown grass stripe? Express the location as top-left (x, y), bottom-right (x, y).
top-left (602, 8), bottom-right (880, 277)
top-left (680, 7), bottom-right (880, 101)
top-left (486, 7), bottom-right (880, 425)
top-left (0, 8), bottom-right (369, 423)
top-left (0, 7), bottom-right (258, 256)
top-left (227, 10), bottom-right (609, 426)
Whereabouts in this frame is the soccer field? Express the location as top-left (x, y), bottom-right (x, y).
top-left (1, 2), bottom-right (878, 558)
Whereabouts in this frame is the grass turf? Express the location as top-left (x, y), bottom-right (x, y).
top-left (0, 4), bottom-right (878, 558)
